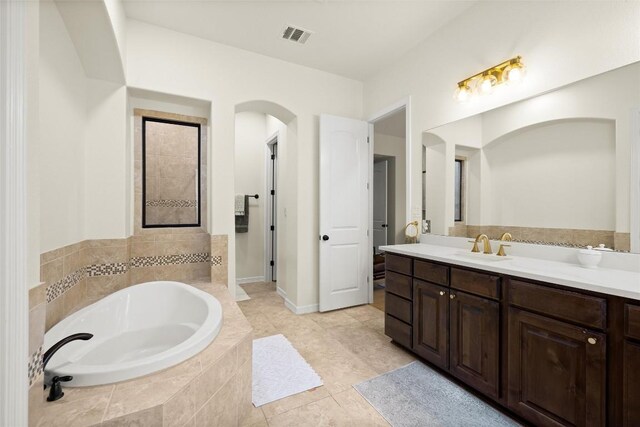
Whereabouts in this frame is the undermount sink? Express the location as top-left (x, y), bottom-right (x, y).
top-left (454, 251), bottom-right (513, 262)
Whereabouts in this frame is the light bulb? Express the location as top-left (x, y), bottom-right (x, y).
top-left (477, 73), bottom-right (497, 95)
top-left (502, 61), bottom-right (526, 85)
top-left (454, 84), bottom-right (472, 103)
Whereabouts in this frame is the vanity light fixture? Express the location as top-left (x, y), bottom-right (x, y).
top-left (454, 56), bottom-right (526, 102)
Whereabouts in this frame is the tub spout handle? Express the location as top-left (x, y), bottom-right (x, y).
top-left (47, 375), bottom-right (73, 402)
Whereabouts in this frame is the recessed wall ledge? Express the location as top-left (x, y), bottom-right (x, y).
top-left (419, 234), bottom-right (640, 274)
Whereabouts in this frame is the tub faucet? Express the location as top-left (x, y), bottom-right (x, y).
top-left (43, 333), bottom-right (93, 401)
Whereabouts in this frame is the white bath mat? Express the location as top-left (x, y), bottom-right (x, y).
top-left (252, 334), bottom-right (323, 407)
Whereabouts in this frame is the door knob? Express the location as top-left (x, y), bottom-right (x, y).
top-left (450, 294), bottom-right (456, 299)
top-left (382, 224), bottom-right (388, 228)
top-left (322, 235), bottom-right (329, 241)
top-left (588, 337), bottom-right (597, 345)
top-left (439, 291), bottom-right (445, 296)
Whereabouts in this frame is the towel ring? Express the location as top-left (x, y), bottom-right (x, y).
top-left (404, 221), bottom-right (419, 244)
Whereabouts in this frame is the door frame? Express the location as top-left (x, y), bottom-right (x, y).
top-left (368, 97), bottom-right (412, 303)
top-left (373, 158), bottom-right (389, 252)
top-left (0, 0), bottom-right (29, 423)
top-left (265, 131), bottom-right (278, 283)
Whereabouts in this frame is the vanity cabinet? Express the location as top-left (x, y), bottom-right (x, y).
top-left (413, 279), bottom-right (449, 369)
top-left (449, 290), bottom-right (500, 399)
top-left (384, 254), bottom-right (414, 349)
top-left (383, 251), bottom-right (632, 426)
top-left (623, 304), bottom-right (640, 426)
top-left (507, 307), bottom-right (606, 426)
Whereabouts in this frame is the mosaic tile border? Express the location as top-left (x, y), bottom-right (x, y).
top-left (46, 268), bottom-right (86, 303)
top-left (86, 262), bottom-right (129, 277)
top-left (211, 255), bottom-right (223, 266)
top-left (146, 199), bottom-right (198, 208)
top-left (28, 346), bottom-right (43, 387)
top-left (130, 252), bottom-right (211, 268)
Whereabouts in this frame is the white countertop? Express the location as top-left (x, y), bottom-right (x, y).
top-left (380, 243), bottom-right (640, 300)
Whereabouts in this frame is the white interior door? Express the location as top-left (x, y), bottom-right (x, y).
top-left (373, 161), bottom-right (388, 252)
top-left (319, 114), bottom-right (370, 312)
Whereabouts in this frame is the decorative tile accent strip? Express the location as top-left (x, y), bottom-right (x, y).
top-left (28, 346), bottom-right (43, 387)
top-left (86, 262), bottom-right (129, 277)
top-left (46, 268), bottom-right (86, 303)
top-left (146, 199), bottom-right (197, 208)
top-left (211, 255), bottom-right (223, 266)
top-left (130, 252), bottom-right (211, 268)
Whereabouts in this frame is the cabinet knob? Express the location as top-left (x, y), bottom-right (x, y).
top-left (439, 291), bottom-right (445, 296)
top-left (588, 337), bottom-right (597, 345)
top-left (450, 294), bottom-right (456, 299)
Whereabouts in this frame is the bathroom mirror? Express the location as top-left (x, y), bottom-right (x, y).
top-left (421, 62), bottom-right (640, 252)
top-left (142, 117), bottom-right (201, 228)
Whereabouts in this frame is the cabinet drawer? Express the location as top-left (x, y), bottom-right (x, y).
top-left (626, 304), bottom-right (640, 341)
top-left (386, 254), bottom-right (412, 275)
top-left (385, 314), bottom-right (412, 349)
top-left (509, 279), bottom-right (606, 330)
top-left (414, 260), bottom-right (449, 286)
top-left (386, 292), bottom-right (412, 324)
top-left (451, 268), bottom-right (500, 300)
top-left (386, 271), bottom-right (412, 300)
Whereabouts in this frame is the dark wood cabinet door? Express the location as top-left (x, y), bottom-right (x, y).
top-left (624, 340), bottom-right (640, 426)
top-left (449, 291), bottom-right (500, 399)
top-left (508, 308), bottom-right (606, 427)
top-left (413, 280), bottom-right (449, 369)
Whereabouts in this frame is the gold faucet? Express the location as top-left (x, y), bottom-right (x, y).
top-left (469, 234), bottom-right (492, 254)
top-left (497, 232), bottom-right (512, 256)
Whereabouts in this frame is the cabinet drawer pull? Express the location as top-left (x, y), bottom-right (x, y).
top-left (439, 291), bottom-right (445, 296)
top-left (588, 337), bottom-right (597, 345)
top-left (450, 294), bottom-right (456, 299)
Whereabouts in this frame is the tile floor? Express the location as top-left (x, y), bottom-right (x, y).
top-left (237, 281), bottom-right (415, 426)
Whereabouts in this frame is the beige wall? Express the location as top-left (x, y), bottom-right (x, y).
top-left (85, 78), bottom-right (128, 240)
top-left (234, 112), bottom-right (267, 281)
top-left (39, 1), bottom-right (87, 253)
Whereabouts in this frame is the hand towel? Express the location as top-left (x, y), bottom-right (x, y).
top-left (235, 194), bottom-right (245, 216)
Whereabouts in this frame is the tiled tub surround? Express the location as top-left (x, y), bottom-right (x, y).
top-left (211, 234), bottom-right (228, 286)
top-left (41, 233), bottom-right (213, 331)
top-left (32, 281), bottom-right (253, 427)
top-left (29, 285), bottom-right (47, 427)
top-left (448, 224), bottom-right (631, 251)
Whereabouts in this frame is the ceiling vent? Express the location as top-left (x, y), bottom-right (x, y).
top-left (282, 25), bottom-right (312, 44)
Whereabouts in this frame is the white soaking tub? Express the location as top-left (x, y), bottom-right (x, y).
top-left (44, 281), bottom-right (223, 387)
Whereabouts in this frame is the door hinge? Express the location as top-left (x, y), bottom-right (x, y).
top-left (367, 276), bottom-right (370, 283)
top-left (270, 189), bottom-right (275, 195)
top-left (367, 137), bottom-right (370, 143)
top-left (366, 182), bottom-right (369, 190)
top-left (271, 154), bottom-right (275, 160)
top-left (270, 225), bottom-right (275, 231)
top-left (270, 260), bottom-right (274, 266)
top-left (367, 229), bottom-right (369, 236)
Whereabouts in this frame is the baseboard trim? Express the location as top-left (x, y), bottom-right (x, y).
top-left (236, 276), bottom-right (265, 285)
top-left (276, 286), bottom-right (287, 298)
top-left (283, 297), bottom-right (318, 315)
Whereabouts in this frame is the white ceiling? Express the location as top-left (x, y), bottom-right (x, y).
top-left (122, 0), bottom-right (475, 81)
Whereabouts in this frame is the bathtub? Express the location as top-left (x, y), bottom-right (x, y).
top-left (43, 281), bottom-right (223, 387)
